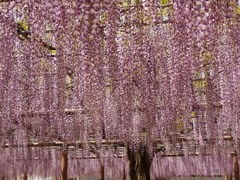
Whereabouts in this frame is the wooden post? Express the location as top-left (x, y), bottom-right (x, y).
top-left (224, 175), bottom-right (232, 180)
top-left (20, 174), bottom-right (27, 180)
top-left (100, 164), bottom-right (104, 180)
top-left (23, 174), bottom-right (27, 180)
top-left (234, 154), bottom-right (239, 180)
top-left (123, 167), bottom-right (126, 180)
top-left (61, 146), bottom-right (68, 180)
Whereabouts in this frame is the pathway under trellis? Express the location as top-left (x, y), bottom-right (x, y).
top-left (1, 134), bottom-right (239, 180)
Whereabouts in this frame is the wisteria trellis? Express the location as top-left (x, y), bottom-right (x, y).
top-left (0, 0), bottom-right (239, 179)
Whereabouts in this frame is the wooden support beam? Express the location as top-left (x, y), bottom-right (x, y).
top-left (234, 154), bottom-right (239, 180)
top-left (100, 164), bottom-right (104, 180)
top-left (2, 135), bottom-right (233, 149)
top-left (2, 139), bottom-right (125, 148)
top-left (61, 146), bottom-right (68, 180)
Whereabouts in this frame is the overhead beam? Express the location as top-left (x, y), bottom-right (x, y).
top-left (2, 140), bottom-right (125, 148)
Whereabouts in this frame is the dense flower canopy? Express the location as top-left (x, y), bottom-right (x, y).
top-left (0, 0), bottom-right (239, 179)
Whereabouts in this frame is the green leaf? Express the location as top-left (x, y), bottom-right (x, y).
top-left (236, 6), bottom-right (240, 14)
top-left (50, 49), bottom-right (56, 55)
top-left (106, 85), bottom-right (111, 91)
top-left (193, 80), bottom-right (206, 91)
top-left (134, 0), bottom-right (140, 5)
top-left (22, 21), bottom-right (29, 31)
top-left (122, 0), bottom-right (128, 6)
top-left (161, 0), bottom-right (168, 5)
top-left (191, 111), bottom-right (195, 117)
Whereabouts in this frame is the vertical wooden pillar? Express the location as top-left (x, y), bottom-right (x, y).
top-left (20, 174), bottom-right (27, 180)
top-left (23, 174), bottom-right (27, 180)
top-left (61, 147), bottom-right (68, 180)
top-left (234, 154), bottom-right (239, 180)
top-left (100, 164), bottom-right (104, 180)
top-left (224, 175), bottom-right (232, 180)
top-left (123, 167), bottom-right (126, 180)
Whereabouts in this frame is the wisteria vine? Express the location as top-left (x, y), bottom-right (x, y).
top-left (0, 0), bottom-right (239, 179)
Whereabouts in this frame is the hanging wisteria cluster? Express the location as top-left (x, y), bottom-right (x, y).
top-left (0, 0), bottom-right (239, 179)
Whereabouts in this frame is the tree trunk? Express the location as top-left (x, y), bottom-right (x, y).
top-left (127, 144), bottom-right (152, 180)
